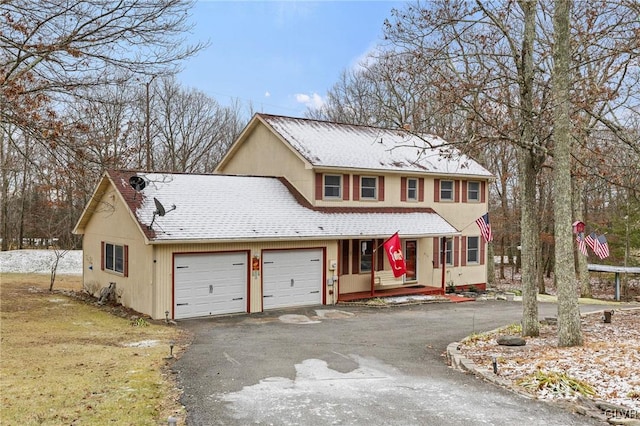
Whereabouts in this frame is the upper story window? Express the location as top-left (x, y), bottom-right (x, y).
top-left (467, 236), bottom-right (480, 264)
top-left (360, 176), bottom-right (377, 199)
top-left (467, 181), bottom-right (480, 202)
top-left (440, 180), bottom-right (454, 201)
top-left (407, 178), bottom-right (418, 201)
top-left (324, 174), bottom-right (342, 199)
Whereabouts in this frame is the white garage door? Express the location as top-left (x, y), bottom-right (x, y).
top-left (262, 249), bottom-right (323, 310)
top-left (174, 252), bottom-right (247, 319)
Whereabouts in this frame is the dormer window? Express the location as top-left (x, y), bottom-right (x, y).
top-left (360, 176), bottom-right (377, 199)
top-left (324, 174), bottom-right (342, 199)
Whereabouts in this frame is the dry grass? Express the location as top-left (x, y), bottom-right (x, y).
top-left (0, 273), bottom-right (188, 425)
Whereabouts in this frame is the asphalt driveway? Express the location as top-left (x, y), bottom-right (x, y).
top-left (173, 300), bottom-right (607, 425)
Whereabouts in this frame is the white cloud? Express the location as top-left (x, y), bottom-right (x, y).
top-left (264, 91), bottom-right (271, 98)
top-left (294, 92), bottom-right (325, 110)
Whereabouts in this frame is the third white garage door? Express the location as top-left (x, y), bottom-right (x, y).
top-left (262, 249), bottom-right (323, 310)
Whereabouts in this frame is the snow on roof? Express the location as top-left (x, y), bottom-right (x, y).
top-left (112, 172), bottom-right (458, 242)
top-left (260, 114), bottom-right (492, 177)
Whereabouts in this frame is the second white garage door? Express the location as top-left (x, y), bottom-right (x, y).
top-left (262, 249), bottom-right (323, 310)
top-left (174, 252), bottom-right (247, 319)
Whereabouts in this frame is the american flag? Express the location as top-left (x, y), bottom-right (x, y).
top-left (575, 232), bottom-right (588, 256)
top-left (594, 234), bottom-right (610, 259)
top-left (585, 232), bottom-right (597, 252)
top-left (475, 213), bottom-right (493, 242)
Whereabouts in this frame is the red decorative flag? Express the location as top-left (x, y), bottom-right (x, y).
top-left (475, 213), bottom-right (493, 242)
top-left (383, 232), bottom-right (407, 278)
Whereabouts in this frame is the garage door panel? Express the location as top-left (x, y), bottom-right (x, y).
top-left (174, 252), bottom-right (247, 319)
top-left (263, 249), bottom-right (323, 310)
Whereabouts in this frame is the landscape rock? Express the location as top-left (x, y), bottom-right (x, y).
top-left (496, 335), bottom-right (526, 346)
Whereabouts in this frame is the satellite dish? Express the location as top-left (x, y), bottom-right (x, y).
top-left (129, 176), bottom-right (146, 191)
top-left (148, 197), bottom-right (177, 230)
top-left (154, 197), bottom-right (166, 216)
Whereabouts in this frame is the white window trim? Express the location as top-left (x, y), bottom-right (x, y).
top-left (467, 236), bottom-right (480, 264)
top-left (440, 180), bottom-right (454, 201)
top-left (324, 174), bottom-right (342, 199)
top-left (104, 242), bottom-right (125, 274)
top-left (467, 181), bottom-right (480, 202)
top-left (360, 176), bottom-right (377, 200)
top-left (407, 178), bottom-right (418, 201)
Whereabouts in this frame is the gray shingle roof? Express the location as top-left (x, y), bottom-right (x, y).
top-left (261, 114), bottom-right (492, 177)
top-left (110, 171), bottom-right (459, 242)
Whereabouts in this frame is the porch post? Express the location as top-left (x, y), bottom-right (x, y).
top-left (370, 239), bottom-right (376, 296)
top-left (441, 237), bottom-right (446, 292)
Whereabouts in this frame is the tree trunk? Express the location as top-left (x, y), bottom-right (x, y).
top-left (0, 130), bottom-right (8, 251)
top-left (553, 0), bottom-right (582, 347)
top-left (518, 0), bottom-right (540, 337)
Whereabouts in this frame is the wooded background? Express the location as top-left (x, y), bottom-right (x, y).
top-left (2, 1), bottom-right (639, 305)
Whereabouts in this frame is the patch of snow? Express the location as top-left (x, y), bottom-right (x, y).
top-left (383, 295), bottom-right (441, 304)
top-left (278, 314), bottom-right (321, 325)
top-left (0, 249), bottom-right (83, 275)
top-left (122, 340), bottom-right (160, 348)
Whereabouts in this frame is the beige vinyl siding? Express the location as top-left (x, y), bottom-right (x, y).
top-left (217, 124), bottom-right (314, 201)
top-left (81, 187), bottom-right (154, 317)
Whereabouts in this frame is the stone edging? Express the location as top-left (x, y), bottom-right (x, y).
top-left (446, 308), bottom-right (640, 425)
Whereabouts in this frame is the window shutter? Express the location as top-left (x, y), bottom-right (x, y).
top-left (453, 237), bottom-right (460, 267)
top-left (433, 238), bottom-right (439, 268)
top-left (101, 241), bottom-right (105, 271)
top-left (462, 181), bottom-right (468, 203)
top-left (418, 178), bottom-right (425, 202)
top-left (461, 237), bottom-right (467, 266)
top-left (352, 240), bottom-right (360, 273)
top-left (454, 180), bottom-right (460, 202)
top-left (480, 238), bottom-right (486, 265)
top-left (401, 177), bottom-right (407, 201)
top-left (376, 239), bottom-right (384, 271)
top-left (378, 176), bottom-right (385, 201)
top-left (315, 173), bottom-right (323, 200)
top-left (340, 240), bottom-right (349, 275)
top-left (343, 174), bottom-right (350, 200)
top-left (124, 245), bottom-right (129, 277)
top-left (434, 179), bottom-right (440, 202)
top-left (353, 175), bottom-right (360, 201)
top-left (481, 181), bottom-right (486, 203)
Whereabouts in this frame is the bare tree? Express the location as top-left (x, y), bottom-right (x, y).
top-left (552, 0), bottom-right (582, 347)
top-left (153, 77), bottom-right (243, 173)
top-left (0, 0), bottom-right (206, 249)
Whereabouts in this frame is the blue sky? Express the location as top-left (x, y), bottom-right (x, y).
top-left (178, 1), bottom-right (406, 118)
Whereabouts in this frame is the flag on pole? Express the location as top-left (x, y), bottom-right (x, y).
top-left (594, 234), bottom-right (610, 259)
top-left (383, 232), bottom-right (407, 278)
top-left (585, 232), bottom-right (597, 252)
top-left (575, 232), bottom-right (588, 256)
top-left (475, 213), bottom-right (493, 242)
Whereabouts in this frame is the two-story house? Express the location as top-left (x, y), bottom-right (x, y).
top-left (73, 114), bottom-right (493, 320)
